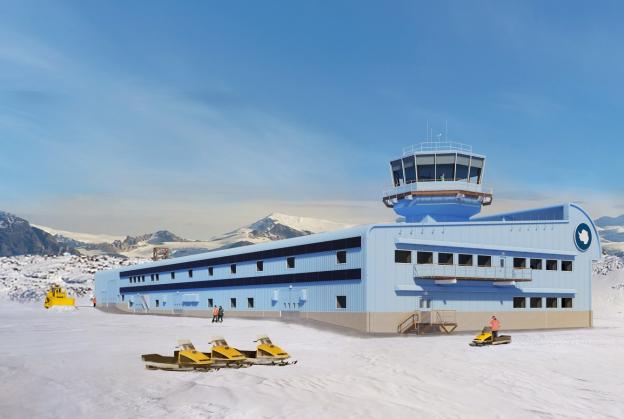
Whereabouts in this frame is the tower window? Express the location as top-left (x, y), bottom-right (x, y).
top-left (336, 250), bottom-right (347, 264)
top-left (287, 257), bottom-right (295, 269)
top-left (477, 255), bottom-right (491, 267)
top-left (458, 254), bottom-right (473, 266)
top-left (257, 260), bottom-right (264, 271)
top-left (546, 260), bottom-right (558, 270)
top-left (417, 252), bottom-right (433, 264)
top-left (395, 250), bottom-right (411, 263)
top-left (438, 253), bottom-right (453, 265)
top-left (336, 295), bottom-right (347, 309)
top-left (416, 155), bottom-right (435, 181)
top-left (391, 159), bottom-right (404, 186)
top-left (561, 261), bottom-right (573, 272)
top-left (530, 259), bottom-right (543, 270)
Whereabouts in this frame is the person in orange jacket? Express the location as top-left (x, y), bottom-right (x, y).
top-left (211, 306), bottom-right (219, 323)
top-left (490, 315), bottom-right (501, 339)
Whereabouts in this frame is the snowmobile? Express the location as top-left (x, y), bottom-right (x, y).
top-left (469, 327), bottom-right (511, 347)
top-left (141, 340), bottom-right (214, 371)
top-left (238, 335), bottom-right (297, 366)
top-left (43, 284), bottom-right (76, 309)
top-left (202, 337), bottom-right (248, 368)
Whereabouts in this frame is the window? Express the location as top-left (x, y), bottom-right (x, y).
top-left (435, 154), bottom-right (455, 181)
top-left (230, 298), bottom-right (237, 308)
top-left (403, 156), bottom-right (416, 183)
top-left (530, 259), bottom-right (543, 270)
top-left (287, 257), bottom-right (295, 269)
top-left (500, 258), bottom-right (505, 268)
top-left (455, 154), bottom-right (470, 181)
top-left (121, 294), bottom-right (125, 301)
top-left (208, 267), bottom-right (213, 276)
top-left (530, 297), bottom-right (542, 308)
top-left (546, 297), bottom-right (557, 308)
top-left (477, 255), bottom-right (491, 267)
top-left (391, 159), bottom-right (404, 187)
top-left (150, 274), bottom-right (154, 281)
top-left (247, 297), bottom-right (254, 309)
top-left (513, 297), bottom-right (526, 308)
top-left (417, 251), bottom-right (433, 264)
top-left (171, 272), bottom-right (175, 279)
top-left (438, 252), bottom-right (453, 265)
top-left (336, 295), bottom-right (347, 309)
top-left (230, 264), bottom-right (236, 274)
top-left (458, 254), bottom-right (473, 266)
top-left (336, 250), bottom-right (347, 264)
top-left (562, 297), bottom-right (573, 308)
top-left (546, 259), bottom-right (558, 271)
top-left (416, 155), bottom-right (435, 181)
top-left (141, 276), bottom-right (145, 282)
top-left (155, 299), bottom-right (159, 308)
top-left (207, 298), bottom-right (213, 308)
top-left (469, 157), bottom-right (484, 184)
top-left (395, 250), bottom-right (411, 263)
top-left (156, 274), bottom-right (159, 281)
top-left (561, 261), bottom-right (573, 272)
top-left (188, 269), bottom-right (193, 278)
top-left (513, 258), bottom-right (526, 269)
top-left (257, 260), bottom-right (264, 271)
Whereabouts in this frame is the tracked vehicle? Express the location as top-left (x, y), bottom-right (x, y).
top-left (238, 335), bottom-right (297, 366)
top-left (141, 340), bottom-right (214, 371)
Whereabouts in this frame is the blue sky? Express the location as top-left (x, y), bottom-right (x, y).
top-left (1, 1), bottom-right (622, 238)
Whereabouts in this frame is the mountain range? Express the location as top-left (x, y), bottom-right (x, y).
top-left (2, 209), bottom-right (623, 258)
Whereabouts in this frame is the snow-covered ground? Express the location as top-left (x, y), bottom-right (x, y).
top-left (0, 259), bottom-right (623, 418)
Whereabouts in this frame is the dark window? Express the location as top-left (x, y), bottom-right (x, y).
top-left (188, 269), bottom-right (193, 278)
top-left (230, 264), bottom-right (236, 274)
top-left (121, 294), bottom-right (125, 301)
top-left (403, 156), bottom-right (416, 183)
top-left (546, 259), bottom-right (557, 270)
top-left (513, 258), bottom-right (527, 269)
top-left (469, 157), bottom-right (484, 184)
top-left (458, 254), bottom-right (473, 266)
top-left (530, 297), bottom-right (542, 308)
top-left (435, 154), bottom-right (455, 181)
top-left (208, 267), bottom-right (213, 276)
top-left (561, 261), bottom-right (573, 272)
top-left (336, 251), bottom-right (347, 264)
top-left (417, 252), bottom-right (433, 264)
top-left (562, 298), bottom-right (573, 308)
top-left (477, 255), bottom-right (491, 267)
top-left (141, 276), bottom-right (145, 282)
top-left (438, 253), bottom-right (453, 265)
top-left (287, 257), bottom-right (295, 269)
top-left (546, 297), bottom-right (557, 308)
top-left (155, 299), bottom-right (159, 308)
top-left (391, 159), bottom-right (404, 186)
top-left (395, 250), bottom-right (411, 263)
top-left (416, 155), bottom-right (435, 181)
top-left (247, 297), bottom-right (254, 309)
top-left (530, 259), bottom-right (543, 270)
top-left (513, 297), bottom-right (526, 308)
top-left (207, 298), bottom-right (213, 308)
top-left (257, 261), bottom-right (264, 271)
top-left (500, 258), bottom-right (505, 268)
top-left (230, 298), bottom-right (237, 308)
top-left (156, 274), bottom-right (159, 281)
top-left (336, 295), bottom-right (347, 309)
top-left (455, 154), bottom-right (470, 181)
top-left (150, 274), bottom-right (154, 281)
top-left (171, 272), bottom-right (175, 279)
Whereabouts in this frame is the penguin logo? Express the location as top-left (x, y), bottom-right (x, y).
top-left (574, 223), bottom-right (592, 252)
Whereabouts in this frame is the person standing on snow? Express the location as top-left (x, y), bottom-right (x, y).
top-left (218, 305), bottom-right (224, 323)
top-left (212, 306), bottom-right (219, 323)
top-left (490, 315), bottom-right (501, 339)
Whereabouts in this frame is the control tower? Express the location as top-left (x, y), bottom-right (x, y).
top-left (382, 142), bottom-right (492, 222)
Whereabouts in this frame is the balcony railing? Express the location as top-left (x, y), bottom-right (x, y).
top-left (413, 264), bottom-right (532, 282)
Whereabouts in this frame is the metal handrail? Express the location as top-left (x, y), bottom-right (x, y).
top-left (397, 312), bottom-right (419, 334)
top-left (402, 142), bottom-right (472, 155)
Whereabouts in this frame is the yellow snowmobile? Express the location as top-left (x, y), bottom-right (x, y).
top-left (238, 335), bottom-right (297, 366)
top-left (142, 340), bottom-right (214, 371)
top-left (43, 284), bottom-right (76, 309)
top-left (202, 337), bottom-right (248, 368)
top-left (469, 327), bottom-right (511, 347)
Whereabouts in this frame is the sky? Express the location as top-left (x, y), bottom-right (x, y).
top-left (1, 0), bottom-right (622, 239)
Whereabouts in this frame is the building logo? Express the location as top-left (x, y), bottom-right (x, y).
top-left (574, 223), bottom-right (592, 252)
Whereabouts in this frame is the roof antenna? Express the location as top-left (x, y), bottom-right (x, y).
top-left (426, 120), bottom-right (429, 141)
top-left (445, 120), bottom-right (448, 141)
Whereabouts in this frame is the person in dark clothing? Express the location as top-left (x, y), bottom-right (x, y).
top-left (218, 306), bottom-right (224, 322)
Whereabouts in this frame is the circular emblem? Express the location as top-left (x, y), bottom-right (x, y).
top-left (574, 223), bottom-right (592, 252)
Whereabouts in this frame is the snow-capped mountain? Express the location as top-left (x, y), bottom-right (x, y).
top-left (595, 214), bottom-right (624, 257)
top-left (0, 211), bottom-right (72, 257)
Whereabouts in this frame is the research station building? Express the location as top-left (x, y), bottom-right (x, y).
top-left (95, 142), bottom-right (600, 333)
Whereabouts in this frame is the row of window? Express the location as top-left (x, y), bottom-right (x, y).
top-left (394, 250), bottom-right (573, 271)
top-left (133, 295), bottom-right (349, 310)
top-left (128, 251), bottom-right (350, 284)
top-left (513, 297), bottom-right (573, 309)
top-left (391, 153), bottom-right (484, 186)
